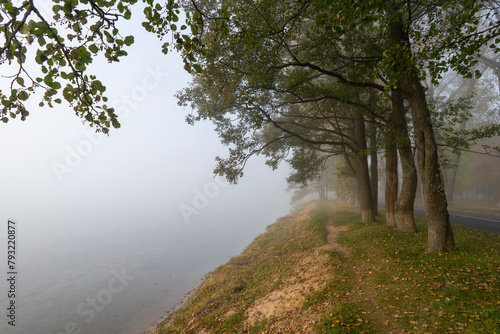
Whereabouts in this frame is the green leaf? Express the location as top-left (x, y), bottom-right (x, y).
top-left (38, 36), bottom-right (46, 46)
top-left (191, 24), bottom-right (198, 35)
top-left (17, 91), bottom-right (29, 101)
top-left (144, 7), bottom-right (152, 19)
top-left (89, 44), bottom-right (98, 53)
top-left (20, 23), bottom-right (29, 34)
top-left (193, 64), bottom-right (203, 73)
top-left (43, 74), bottom-right (53, 86)
top-left (124, 35), bottom-right (134, 46)
top-left (91, 80), bottom-right (105, 92)
top-left (442, 0), bottom-right (453, 10)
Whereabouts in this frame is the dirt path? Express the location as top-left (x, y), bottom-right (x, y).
top-left (325, 222), bottom-right (350, 257)
top-left (242, 215), bottom-right (351, 332)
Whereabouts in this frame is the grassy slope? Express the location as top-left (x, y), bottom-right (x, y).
top-left (151, 202), bottom-right (500, 334)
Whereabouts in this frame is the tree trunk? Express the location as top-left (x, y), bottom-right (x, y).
top-left (415, 156), bottom-right (423, 200)
top-left (369, 117), bottom-right (379, 216)
top-left (350, 189), bottom-right (357, 206)
top-left (389, 12), bottom-right (454, 252)
top-left (396, 149), bottom-right (418, 233)
top-left (385, 138), bottom-right (398, 227)
top-left (317, 178), bottom-right (327, 200)
top-left (392, 89), bottom-right (417, 233)
top-left (321, 172), bottom-right (328, 201)
top-left (353, 113), bottom-right (375, 223)
top-left (403, 78), bottom-right (455, 251)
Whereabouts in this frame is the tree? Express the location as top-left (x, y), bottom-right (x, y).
top-left (389, 88), bottom-right (418, 233)
top-left (178, 0), bottom-right (500, 250)
top-left (333, 155), bottom-right (358, 204)
top-left (368, 114), bottom-right (379, 216)
top-left (0, 0), bottom-right (139, 132)
top-left (345, 0), bottom-right (499, 250)
top-left (173, 0), bottom-right (385, 222)
top-left (286, 149), bottom-right (335, 203)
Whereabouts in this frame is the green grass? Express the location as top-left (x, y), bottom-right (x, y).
top-left (315, 206), bottom-right (500, 334)
top-left (154, 201), bottom-right (500, 334)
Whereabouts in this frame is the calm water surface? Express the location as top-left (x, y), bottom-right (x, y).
top-left (0, 196), bottom-right (290, 334)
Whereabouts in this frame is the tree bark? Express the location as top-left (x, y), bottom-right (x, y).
top-left (353, 113), bottom-right (375, 223)
top-left (317, 177), bottom-right (327, 200)
top-left (369, 117), bottom-right (379, 216)
top-left (403, 78), bottom-right (455, 251)
top-left (392, 89), bottom-right (417, 233)
top-left (415, 156), bottom-right (423, 200)
top-left (385, 138), bottom-right (398, 227)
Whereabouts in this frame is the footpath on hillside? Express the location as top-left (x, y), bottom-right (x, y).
top-left (145, 201), bottom-right (500, 334)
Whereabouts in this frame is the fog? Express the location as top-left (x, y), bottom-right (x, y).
top-left (0, 16), bottom-right (291, 334)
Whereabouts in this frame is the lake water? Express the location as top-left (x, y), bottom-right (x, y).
top-left (0, 179), bottom-right (291, 334)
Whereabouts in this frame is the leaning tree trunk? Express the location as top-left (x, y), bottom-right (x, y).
top-left (403, 78), bottom-right (455, 251)
top-left (353, 113), bottom-right (375, 223)
top-left (392, 89), bottom-right (417, 233)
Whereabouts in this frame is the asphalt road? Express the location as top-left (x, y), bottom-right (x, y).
top-left (413, 206), bottom-right (500, 234)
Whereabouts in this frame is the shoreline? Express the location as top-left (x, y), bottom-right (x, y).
top-left (142, 272), bottom-right (212, 334)
top-left (136, 201), bottom-right (500, 333)
top-left (139, 209), bottom-right (295, 333)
